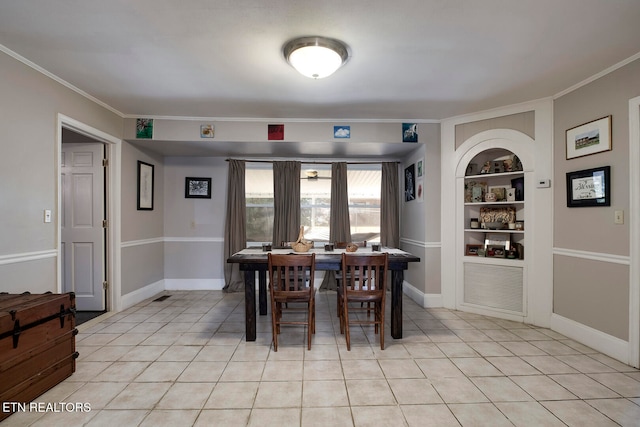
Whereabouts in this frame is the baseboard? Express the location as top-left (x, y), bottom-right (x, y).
top-left (164, 278), bottom-right (225, 291)
top-left (403, 281), bottom-right (443, 308)
top-left (121, 280), bottom-right (165, 310)
top-left (550, 313), bottom-right (630, 365)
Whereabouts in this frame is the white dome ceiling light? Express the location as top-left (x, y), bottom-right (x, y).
top-left (284, 36), bottom-right (349, 79)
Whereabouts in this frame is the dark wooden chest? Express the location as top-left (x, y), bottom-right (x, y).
top-left (0, 292), bottom-right (77, 421)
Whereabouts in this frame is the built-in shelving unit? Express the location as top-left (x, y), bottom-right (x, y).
top-left (460, 148), bottom-right (526, 316)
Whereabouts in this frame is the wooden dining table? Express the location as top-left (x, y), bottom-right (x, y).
top-left (227, 247), bottom-right (420, 342)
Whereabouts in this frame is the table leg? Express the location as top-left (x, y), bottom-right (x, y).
top-left (244, 270), bottom-right (256, 341)
top-left (258, 270), bottom-right (267, 315)
top-left (390, 270), bottom-right (403, 339)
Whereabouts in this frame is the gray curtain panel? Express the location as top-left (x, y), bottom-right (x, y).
top-left (321, 162), bottom-right (352, 290)
top-left (381, 162), bottom-right (400, 248)
top-left (223, 160), bottom-right (247, 292)
top-left (272, 161), bottom-right (301, 246)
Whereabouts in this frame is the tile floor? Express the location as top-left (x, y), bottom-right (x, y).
top-left (3, 290), bottom-right (640, 426)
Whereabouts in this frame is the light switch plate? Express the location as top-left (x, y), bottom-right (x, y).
top-left (614, 210), bottom-right (624, 225)
top-left (44, 209), bottom-right (52, 223)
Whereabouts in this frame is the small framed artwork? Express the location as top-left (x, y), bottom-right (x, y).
top-left (404, 164), bottom-right (416, 202)
top-left (484, 233), bottom-right (511, 251)
top-left (465, 244), bottom-right (483, 256)
top-left (487, 245), bottom-right (506, 258)
top-left (566, 166), bottom-right (611, 207)
top-left (566, 116), bottom-right (612, 159)
top-left (200, 124), bottom-right (214, 138)
top-left (268, 124), bottom-right (284, 140)
top-left (417, 158), bottom-right (424, 177)
top-left (402, 123), bottom-right (418, 142)
top-left (488, 186), bottom-right (507, 201)
top-left (136, 118), bottom-right (153, 139)
top-left (185, 177), bottom-right (212, 199)
top-left (137, 161), bottom-right (154, 210)
top-left (334, 126), bottom-right (350, 138)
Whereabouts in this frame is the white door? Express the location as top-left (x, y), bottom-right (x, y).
top-left (61, 143), bottom-right (105, 310)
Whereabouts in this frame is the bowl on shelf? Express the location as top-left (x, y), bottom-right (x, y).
top-left (483, 221), bottom-right (507, 230)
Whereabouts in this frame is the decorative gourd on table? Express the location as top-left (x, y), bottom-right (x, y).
top-left (345, 243), bottom-right (359, 252)
top-left (291, 226), bottom-right (313, 252)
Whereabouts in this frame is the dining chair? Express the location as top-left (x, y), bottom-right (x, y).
top-left (335, 241), bottom-right (367, 317)
top-left (267, 253), bottom-right (316, 351)
top-left (338, 252), bottom-right (389, 350)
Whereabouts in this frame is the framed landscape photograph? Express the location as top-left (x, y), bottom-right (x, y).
top-left (566, 116), bottom-right (612, 159)
top-left (465, 244), bottom-right (483, 256)
top-left (566, 166), bottom-right (610, 207)
top-left (185, 177), bottom-right (212, 199)
top-left (137, 161), bottom-right (154, 210)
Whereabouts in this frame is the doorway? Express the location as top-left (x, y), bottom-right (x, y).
top-left (57, 114), bottom-right (122, 322)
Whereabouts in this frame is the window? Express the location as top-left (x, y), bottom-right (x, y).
top-left (245, 166), bottom-right (273, 243)
top-left (245, 163), bottom-right (381, 244)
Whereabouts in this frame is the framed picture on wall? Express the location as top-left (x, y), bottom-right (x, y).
top-left (404, 164), bottom-right (416, 202)
top-left (566, 166), bottom-right (610, 207)
top-left (137, 161), bottom-right (154, 210)
top-left (566, 116), bottom-right (612, 159)
top-left (185, 177), bottom-right (212, 199)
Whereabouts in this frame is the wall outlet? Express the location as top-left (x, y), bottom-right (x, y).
top-left (614, 210), bottom-right (624, 225)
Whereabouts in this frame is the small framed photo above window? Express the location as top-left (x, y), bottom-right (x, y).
top-left (185, 177), bottom-right (212, 199)
top-left (566, 166), bottom-right (610, 207)
top-left (566, 116), bottom-right (612, 159)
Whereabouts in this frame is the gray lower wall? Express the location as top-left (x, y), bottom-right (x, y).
top-left (121, 243), bottom-right (165, 295)
top-left (553, 58), bottom-right (640, 340)
top-left (0, 257), bottom-right (58, 294)
top-left (164, 241), bottom-right (224, 280)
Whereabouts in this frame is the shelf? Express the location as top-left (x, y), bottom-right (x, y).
top-left (465, 201), bottom-right (524, 206)
top-left (465, 171), bottom-right (524, 180)
top-left (464, 229), bottom-right (524, 233)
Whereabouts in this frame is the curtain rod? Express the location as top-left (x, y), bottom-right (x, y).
top-left (226, 159), bottom-right (399, 165)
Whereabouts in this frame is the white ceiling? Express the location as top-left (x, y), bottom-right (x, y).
top-left (3, 1), bottom-right (640, 157)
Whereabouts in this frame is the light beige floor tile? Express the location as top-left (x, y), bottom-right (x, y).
top-left (157, 382), bottom-right (213, 409)
top-left (470, 377), bottom-right (533, 402)
top-left (403, 342), bottom-right (446, 358)
top-left (415, 358), bottom-right (464, 378)
top-left (388, 378), bottom-right (443, 404)
top-left (142, 332), bottom-right (183, 346)
top-left (378, 358), bottom-right (424, 378)
top-left (93, 361), bottom-right (150, 382)
top-left (498, 341), bottom-right (548, 356)
top-left (521, 355), bottom-right (578, 374)
top-left (230, 343), bottom-right (271, 361)
top-left (65, 382), bottom-right (128, 409)
top-left (302, 407), bottom-right (354, 427)
top-left (436, 342), bottom-right (479, 357)
top-left (556, 354), bottom-right (617, 373)
top-left (588, 372), bottom-right (640, 396)
top-left (266, 345), bottom-right (306, 360)
top-left (485, 356), bottom-right (540, 376)
top-left (204, 382), bottom-right (259, 409)
top-left (195, 409), bottom-right (251, 427)
top-left (494, 402), bottom-right (565, 426)
top-left (351, 405), bottom-right (406, 427)
top-left (247, 408), bottom-right (300, 427)
top-left (530, 340), bottom-right (579, 355)
top-left (140, 409), bottom-right (200, 427)
top-left (178, 361), bottom-right (226, 382)
top-left (510, 375), bottom-right (577, 401)
top-left (467, 341), bottom-right (513, 357)
top-left (261, 360), bottom-right (304, 381)
top-left (430, 377), bottom-right (489, 404)
top-left (541, 400), bottom-right (619, 426)
top-left (549, 373), bottom-right (620, 399)
top-left (451, 357), bottom-right (503, 377)
top-left (174, 332), bottom-right (214, 345)
top-left (586, 398), bottom-right (640, 426)
top-left (482, 329), bottom-right (523, 341)
top-left (156, 344), bottom-right (203, 361)
top-left (401, 403), bottom-right (461, 427)
top-left (194, 344), bottom-right (236, 361)
top-left (107, 333), bottom-right (151, 346)
top-left (449, 403), bottom-right (513, 427)
top-left (106, 382), bottom-right (172, 409)
top-left (254, 381), bottom-right (302, 408)
top-left (78, 333), bottom-right (121, 346)
top-left (119, 345), bottom-right (168, 361)
top-left (85, 409), bottom-right (149, 427)
top-left (304, 360), bottom-right (345, 380)
top-left (302, 380), bottom-right (349, 407)
top-left (134, 361), bottom-right (188, 382)
top-left (219, 361), bottom-right (266, 382)
top-left (342, 359), bottom-right (385, 379)
top-left (346, 379), bottom-right (397, 406)
top-left (30, 408), bottom-right (96, 426)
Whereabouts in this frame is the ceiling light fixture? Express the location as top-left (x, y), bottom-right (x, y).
top-left (284, 36), bottom-right (349, 79)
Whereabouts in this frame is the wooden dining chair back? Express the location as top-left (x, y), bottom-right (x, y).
top-left (339, 252), bottom-right (389, 350)
top-left (267, 253), bottom-right (316, 351)
top-left (335, 241), bottom-right (367, 317)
